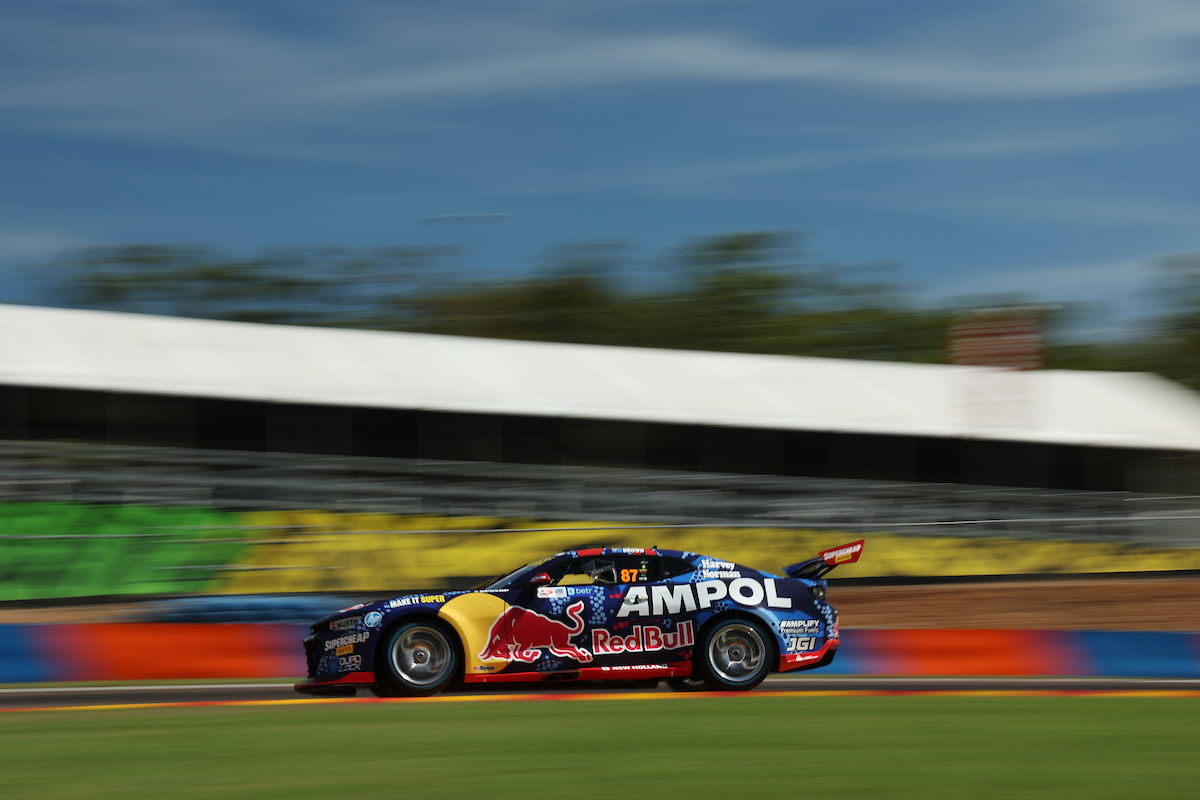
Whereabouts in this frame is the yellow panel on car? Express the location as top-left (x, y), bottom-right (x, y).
top-left (438, 592), bottom-right (510, 675)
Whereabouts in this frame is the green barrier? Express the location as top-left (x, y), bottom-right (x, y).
top-left (0, 502), bottom-right (248, 601)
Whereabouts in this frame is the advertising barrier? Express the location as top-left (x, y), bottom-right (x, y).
top-left (2, 625), bottom-right (1198, 683)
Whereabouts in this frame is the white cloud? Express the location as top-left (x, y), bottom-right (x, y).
top-left (2, 0), bottom-right (1200, 162)
top-left (924, 193), bottom-right (1200, 233)
top-left (511, 125), bottom-right (1142, 195)
top-left (316, 0), bottom-right (1200, 100)
top-left (0, 232), bottom-right (84, 260)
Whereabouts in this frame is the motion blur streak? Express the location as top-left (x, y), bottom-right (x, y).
top-left (9, 688), bottom-right (1200, 714)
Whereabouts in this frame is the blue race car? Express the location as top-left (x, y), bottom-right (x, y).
top-left (295, 541), bottom-right (863, 696)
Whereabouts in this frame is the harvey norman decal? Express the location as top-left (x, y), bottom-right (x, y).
top-left (617, 578), bottom-right (790, 618)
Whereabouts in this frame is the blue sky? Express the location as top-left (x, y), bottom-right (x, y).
top-left (3, 0), bottom-right (1200, 336)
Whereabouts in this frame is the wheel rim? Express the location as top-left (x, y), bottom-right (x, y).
top-left (707, 623), bottom-right (764, 683)
top-left (388, 626), bottom-right (452, 687)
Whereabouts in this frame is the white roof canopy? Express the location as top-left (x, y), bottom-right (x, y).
top-left (4, 303), bottom-right (1200, 451)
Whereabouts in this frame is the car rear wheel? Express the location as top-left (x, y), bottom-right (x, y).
top-left (373, 621), bottom-right (460, 697)
top-left (694, 617), bottom-right (771, 691)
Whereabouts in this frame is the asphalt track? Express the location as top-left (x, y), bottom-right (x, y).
top-left (5, 676), bottom-right (1200, 710)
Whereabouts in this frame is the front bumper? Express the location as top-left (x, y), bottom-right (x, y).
top-left (294, 670), bottom-right (375, 695)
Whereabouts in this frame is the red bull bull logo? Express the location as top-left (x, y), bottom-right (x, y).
top-left (479, 600), bottom-right (593, 663)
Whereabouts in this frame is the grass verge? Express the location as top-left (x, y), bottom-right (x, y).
top-left (5, 694), bottom-right (1197, 799)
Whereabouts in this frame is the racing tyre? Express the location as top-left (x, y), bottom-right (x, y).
top-left (694, 617), bottom-right (771, 691)
top-left (374, 621), bottom-right (460, 697)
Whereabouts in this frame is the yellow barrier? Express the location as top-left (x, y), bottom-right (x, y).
top-left (214, 511), bottom-right (1200, 594)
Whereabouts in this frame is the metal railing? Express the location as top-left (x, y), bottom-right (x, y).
top-left (1, 439), bottom-right (1198, 548)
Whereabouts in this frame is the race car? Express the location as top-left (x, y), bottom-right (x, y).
top-left (295, 540), bottom-right (863, 696)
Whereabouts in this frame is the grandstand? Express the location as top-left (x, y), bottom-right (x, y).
top-left (3, 302), bottom-right (1200, 604)
top-left (4, 303), bottom-right (1200, 490)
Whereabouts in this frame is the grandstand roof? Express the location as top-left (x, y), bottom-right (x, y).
top-left (4, 303), bottom-right (1200, 451)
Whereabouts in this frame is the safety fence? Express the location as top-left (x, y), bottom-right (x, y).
top-left (4, 439), bottom-right (1200, 548)
top-left (6, 501), bottom-right (1200, 602)
top-left (2, 625), bottom-right (1198, 683)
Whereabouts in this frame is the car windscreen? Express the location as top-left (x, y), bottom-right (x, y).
top-left (473, 556), bottom-right (554, 590)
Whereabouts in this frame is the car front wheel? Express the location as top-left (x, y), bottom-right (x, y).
top-left (373, 621), bottom-right (460, 697)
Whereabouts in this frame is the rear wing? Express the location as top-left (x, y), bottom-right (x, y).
top-left (783, 539), bottom-right (864, 580)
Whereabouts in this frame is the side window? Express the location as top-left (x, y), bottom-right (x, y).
top-left (553, 558), bottom-right (618, 586)
top-left (657, 557), bottom-right (696, 580)
top-left (551, 554), bottom-right (692, 585)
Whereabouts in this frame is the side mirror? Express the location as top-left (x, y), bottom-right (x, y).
top-left (528, 571), bottom-right (552, 587)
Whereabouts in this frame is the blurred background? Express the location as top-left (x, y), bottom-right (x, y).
top-left (2, 0), bottom-right (1200, 668)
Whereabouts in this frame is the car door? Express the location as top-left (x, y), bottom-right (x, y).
top-left (593, 554), bottom-right (699, 669)
top-left (496, 556), bottom-right (606, 674)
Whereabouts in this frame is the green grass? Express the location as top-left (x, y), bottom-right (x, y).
top-left (4, 695), bottom-right (1197, 799)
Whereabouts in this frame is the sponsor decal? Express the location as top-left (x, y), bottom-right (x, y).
top-left (335, 644), bottom-right (355, 656)
top-left (536, 586), bottom-right (568, 599)
top-left (782, 650), bottom-right (827, 665)
top-left (617, 578), bottom-right (790, 618)
top-left (779, 619), bottom-right (820, 633)
top-left (819, 540), bottom-right (864, 566)
top-left (479, 600), bottom-right (593, 663)
top-left (386, 594), bottom-right (445, 609)
top-left (325, 632), bottom-right (370, 651)
top-left (699, 559), bottom-right (735, 571)
top-left (363, 611), bottom-right (383, 628)
top-left (698, 571), bottom-right (739, 579)
top-left (591, 620), bottom-right (694, 655)
top-left (337, 654), bottom-right (363, 672)
top-left (785, 636), bottom-right (817, 653)
top-left (619, 567), bottom-right (646, 583)
top-left (329, 616), bottom-right (361, 631)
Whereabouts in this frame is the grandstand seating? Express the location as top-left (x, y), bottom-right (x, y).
top-left (214, 510), bottom-right (1200, 595)
top-left (4, 502), bottom-right (1200, 602)
top-left (0, 502), bottom-right (248, 601)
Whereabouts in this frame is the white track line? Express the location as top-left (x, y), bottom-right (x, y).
top-left (0, 683), bottom-right (296, 694)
